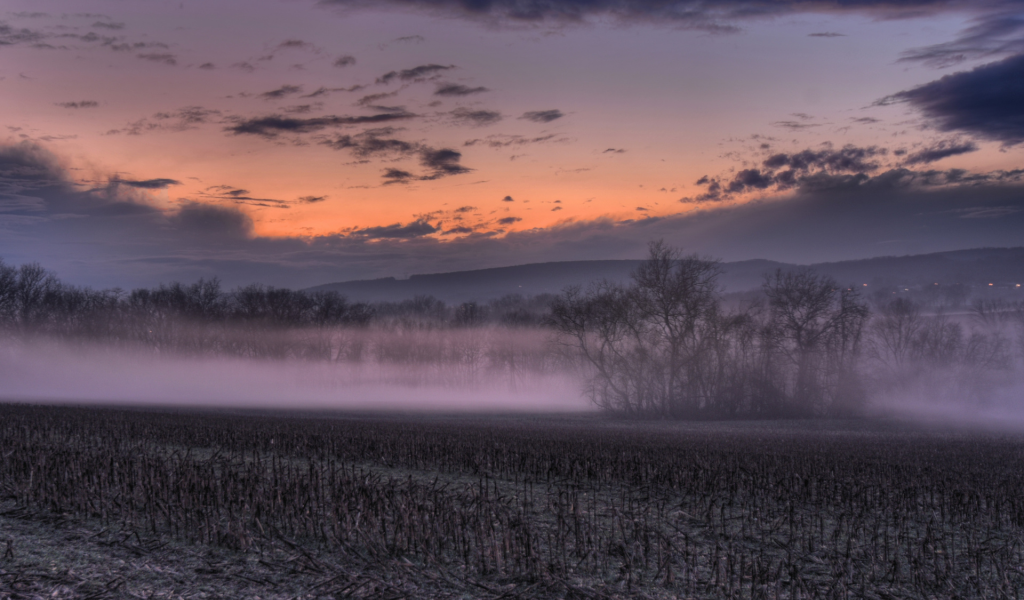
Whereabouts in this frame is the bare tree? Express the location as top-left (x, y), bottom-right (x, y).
top-left (551, 242), bottom-right (727, 417)
top-left (763, 270), bottom-right (869, 416)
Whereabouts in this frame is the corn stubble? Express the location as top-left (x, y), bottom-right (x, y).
top-left (2, 405), bottom-right (1024, 599)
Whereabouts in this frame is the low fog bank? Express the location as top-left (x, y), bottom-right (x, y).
top-left (867, 375), bottom-right (1024, 432)
top-left (0, 340), bottom-right (590, 412)
top-left (2, 250), bottom-right (1023, 422)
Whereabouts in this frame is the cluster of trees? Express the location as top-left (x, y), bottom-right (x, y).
top-left (551, 242), bottom-right (1024, 418)
top-left (3, 249), bottom-right (1021, 418)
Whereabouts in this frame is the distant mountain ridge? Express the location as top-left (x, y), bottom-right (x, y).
top-left (308, 248), bottom-right (1024, 303)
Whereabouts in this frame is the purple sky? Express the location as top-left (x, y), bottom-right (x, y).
top-left (2, 0), bottom-right (1023, 288)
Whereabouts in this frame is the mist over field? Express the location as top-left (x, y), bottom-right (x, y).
top-left (0, 336), bottom-right (587, 412)
top-left (1, 248), bottom-right (1023, 426)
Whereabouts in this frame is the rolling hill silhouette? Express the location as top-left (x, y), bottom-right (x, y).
top-left (308, 248), bottom-right (1024, 303)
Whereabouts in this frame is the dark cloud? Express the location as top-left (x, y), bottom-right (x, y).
top-left (114, 106), bottom-right (221, 136)
top-left (454, 205), bottom-right (476, 213)
top-left (198, 186), bottom-right (290, 208)
top-left (259, 84), bottom-right (303, 100)
top-left (377, 64), bottom-right (454, 85)
top-left (520, 109), bottom-right (563, 123)
top-left (900, 13), bottom-right (1024, 67)
top-left (727, 169), bottom-right (774, 193)
top-left (763, 145), bottom-right (886, 174)
top-left (199, 62), bottom-right (215, 70)
top-left (772, 120), bottom-right (820, 130)
top-left (333, 55), bottom-right (356, 67)
top-left (0, 141), bottom-right (66, 189)
top-left (356, 91), bottom-right (400, 108)
top-left (463, 133), bottom-right (559, 148)
top-left (808, 32), bottom-right (844, 37)
top-left (352, 219), bottom-right (437, 239)
top-left (299, 195), bottom-right (327, 203)
top-left (0, 22), bottom-right (45, 46)
top-left (137, 53), bottom-right (177, 66)
top-left (302, 85), bottom-right (365, 98)
top-left (449, 107), bottom-right (502, 126)
top-left (879, 53), bottom-right (1024, 145)
top-left (502, 195), bottom-right (514, 202)
top-left (232, 62), bottom-right (256, 72)
top-left (444, 225), bottom-right (474, 234)
top-left (114, 178), bottom-right (181, 190)
top-left (169, 202), bottom-right (254, 239)
top-left (382, 168), bottom-right (415, 185)
top-left (435, 83), bottom-right (489, 96)
top-left (902, 139), bottom-right (979, 165)
top-left (55, 101), bottom-right (99, 109)
top-left (321, 0), bottom-right (974, 31)
top-left (603, 148), bottom-right (625, 153)
top-left (276, 39), bottom-right (315, 51)
top-left (323, 132), bottom-right (418, 157)
top-left (691, 143), bottom-right (897, 201)
top-left (420, 148), bottom-right (471, 179)
top-left (497, 216), bottom-right (522, 225)
top-left (92, 21), bottom-right (124, 30)
top-left (226, 112), bottom-right (415, 137)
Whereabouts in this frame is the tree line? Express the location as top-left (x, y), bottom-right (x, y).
top-left (551, 242), bottom-right (1022, 418)
top-left (2, 249), bottom-right (1020, 418)
top-left (0, 258), bottom-right (551, 360)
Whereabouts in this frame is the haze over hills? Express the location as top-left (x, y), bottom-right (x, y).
top-left (308, 248), bottom-right (1024, 303)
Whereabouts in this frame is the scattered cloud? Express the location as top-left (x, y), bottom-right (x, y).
top-left (520, 109), bottom-right (563, 123)
top-left (299, 195), bottom-right (327, 203)
top-left (603, 148), bottom-right (625, 154)
top-left (435, 83), bottom-right (489, 96)
top-left (55, 101), bottom-right (99, 109)
top-left (137, 52), bottom-right (176, 66)
top-left (302, 85), bottom-right (365, 98)
top-left (114, 178), bottom-right (181, 189)
top-left (333, 55), bottom-right (356, 67)
top-left (377, 64), bottom-right (454, 85)
top-left (323, 131), bottom-right (418, 157)
top-left (464, 133), bottom-right (560, 148)
top-left (356, 91), bottom-right (400, 108)
top-left (772, 120), bottom-right (820, 130)
top-left (808, 32), bottom-right (844, 37)
top-left (114, 106), bottom-right (222, 136)
top-left (448, 107), bottom-right (502, 126)
top-left (225, 111), bottom-right (415, 137)
top-left (382, 168), bottom-right (415, 185)
top-left (259, 84), bottom-right (303, 100)
top-left (497, 216), bottom-right (521, 225)
top-left (902, 139), bottom-right (979, 165)
top-left (352, 219), bottom-right (437, 239)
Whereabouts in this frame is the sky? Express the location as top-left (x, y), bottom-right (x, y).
top-left (2, 0), bottom-right (1023, 289)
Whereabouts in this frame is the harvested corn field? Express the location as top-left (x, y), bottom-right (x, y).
top-left (2, 404), bottom-right (1024, 599)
